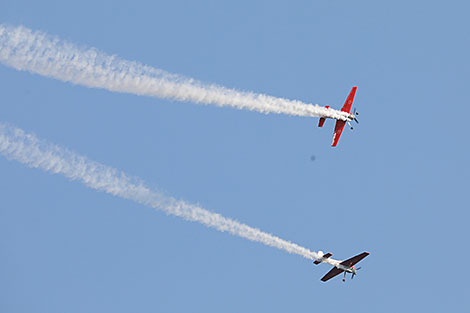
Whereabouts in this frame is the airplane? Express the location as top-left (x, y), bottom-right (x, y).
top-left (313, 251), bottom-right (370, 282)
top-left (318, 86), bottom-right (359, 147)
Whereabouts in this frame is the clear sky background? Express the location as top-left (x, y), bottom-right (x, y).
top-left (1, 0), bottom-right (469, 312)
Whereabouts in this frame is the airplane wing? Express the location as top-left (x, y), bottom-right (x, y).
top-left (321, 267), bottom-right (344, 282)
top-left (340, 86), bottom-right (357, 113)
top-left (340, 252), bottom-right (370, 267)
top-left (331, 120), bottom-right (346, 147)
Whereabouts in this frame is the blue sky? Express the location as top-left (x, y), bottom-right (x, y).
top-left (1, 0), bottom-right (470, 312)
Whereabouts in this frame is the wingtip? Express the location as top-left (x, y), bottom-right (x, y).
top-left (331, 134), bottom-right (337, 147)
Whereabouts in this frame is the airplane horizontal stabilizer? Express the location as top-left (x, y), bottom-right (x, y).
top-left (313, 252), bottom-right (333, 265)
top-left (318, 105), bottom-right (329, 127)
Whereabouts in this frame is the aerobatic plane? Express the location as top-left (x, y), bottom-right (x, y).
top-left (318, 87), bottom-right (359, 147)
top-left (314, 251), bottom-right (369, 282)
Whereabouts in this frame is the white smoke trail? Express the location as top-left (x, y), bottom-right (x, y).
top-left (0, 123), bottom-right (328, 262)
top-left (0, 24), bottom-right (349, 121)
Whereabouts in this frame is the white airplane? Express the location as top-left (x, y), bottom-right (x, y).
top-left (314, 251), bottom-right (370, 282)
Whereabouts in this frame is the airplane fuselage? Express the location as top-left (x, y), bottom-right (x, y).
top-left (339, 264), bottom-right (357, 274)
top-left (323, 108), bottom-right (355, 122)
top-left (325, 259), bottom-right (356, 274)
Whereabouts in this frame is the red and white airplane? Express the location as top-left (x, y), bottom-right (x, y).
top-left (314, 251), bottom-right (369, 282)
top-left (318, 87), bottom-right (359, 147)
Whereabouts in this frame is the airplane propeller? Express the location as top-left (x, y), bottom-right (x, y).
top-left (351, 267), bottom-right (362, 279)
top-left (352, 107), bottom-right (359, 124)
top-left (348, 108), bottom-right (360, 130)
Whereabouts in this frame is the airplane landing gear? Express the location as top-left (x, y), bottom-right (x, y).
top-left (347, 121), bottom-right (354, 130)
